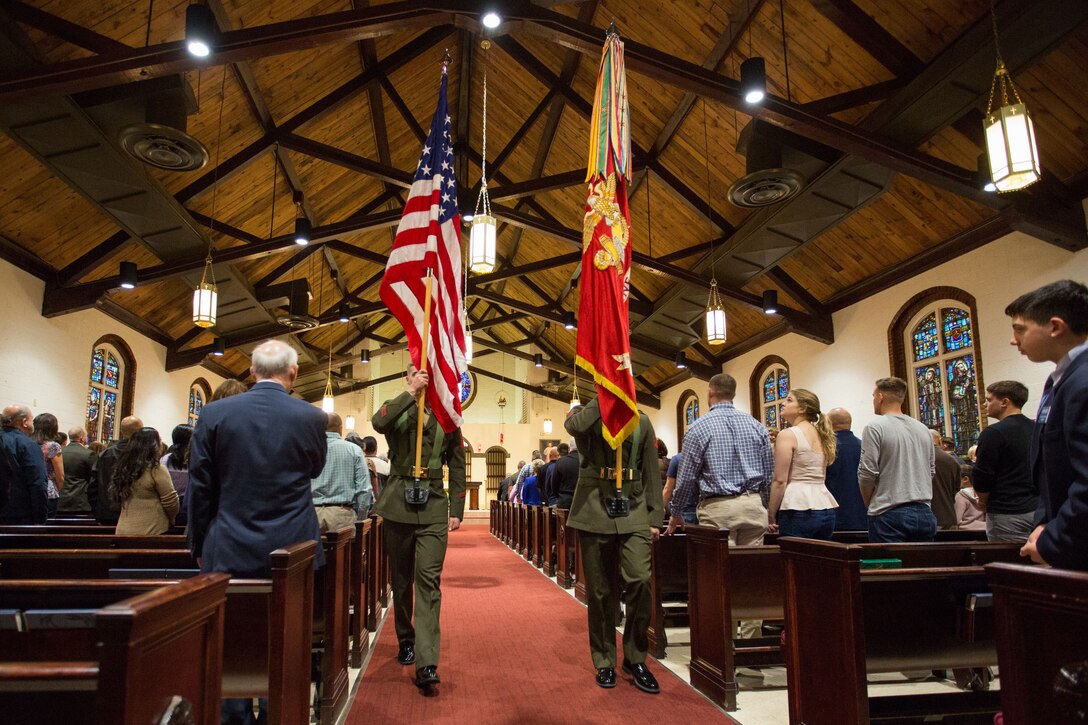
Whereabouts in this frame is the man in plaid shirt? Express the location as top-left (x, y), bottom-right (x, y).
top-left (310, 412), bottom-right (373, 531)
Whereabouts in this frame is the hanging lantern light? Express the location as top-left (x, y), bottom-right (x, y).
top-left (345, 414), bottom-right (356, 430)
top-left (465, 327), bottom-right (473, 362)
top-left (469, 40), bottom-right (497, 274)
top-left (705, 280), bottom-right (727, 345)
top-left (543, 417), bottom-right (553, 434)
top-left (570, 364), bottom-right (581, 409)
top-left (983, 7), bottom-right (1040, 192)
top-left (321, 376), bottom-right (335, 413)
top-left (192, 255), bottom-right (217, 328)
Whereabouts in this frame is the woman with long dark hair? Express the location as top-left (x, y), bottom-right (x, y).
top-left (160, 424), bottom-right (193, 499)
top-left (110, 427), bottom-right (178, 535)
top-left (31, 413), bottom-right (64, 518)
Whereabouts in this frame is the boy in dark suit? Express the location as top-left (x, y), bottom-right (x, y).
top-left (1005, 280), bottom-right (1088, 570)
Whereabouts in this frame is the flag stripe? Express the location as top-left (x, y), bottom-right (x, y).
top-left (378, 72), bottom-right (466, 433)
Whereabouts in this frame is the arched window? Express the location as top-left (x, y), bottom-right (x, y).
top-left (676, 389), bottom-right (700, 449)
top-left (188, 378), bottom-right (212, 426)
top-left (85, 336), bottom-right (136, 444)
top-left (749, 356), bottom-right (790, 430)
top-left (889, 288), bottom-right (985, 456)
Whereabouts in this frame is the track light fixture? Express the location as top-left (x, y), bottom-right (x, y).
top-left (360, 349), bottom-right (370, 364)
top-left (185, 4), bottom-right (215, 58)
top-left (119, 261), bottom-right (138, 289)
top-left (675, 351), bottom-right (687, 369)
top-left (212, 337), bottom-right (226, 356)
top-left (533, 353), bottom-right (543, 368)
top-left (563, 311), bottom-right (576, 330)
top-left (740, 57), bottom-right (766, 104)
top-left (762, 289), bottom-right (779, 315)
top-left (338, 303), bottom-right (350, 323)
top-left (293, 192), bottom-right (310, 245)
top-left (481, 11), bottom-right (502, 29)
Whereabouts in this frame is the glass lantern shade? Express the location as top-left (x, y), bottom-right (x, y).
top-left (706, 305), bottom-right (727, 345)
top-left (985, 102), bottom-right (1041, 192)
top-left (193, 281), bottom-right (218, 328)
top-left (464, 331), bottom-right (473, 362)
top-left (322, 394), bottom-right (335, 413)
top-left (543, 418), bottom-right (553, 434)
top-left (345, 415), bottom-right (356, 430)
top-left (469, 215), bottom-right (496, 273)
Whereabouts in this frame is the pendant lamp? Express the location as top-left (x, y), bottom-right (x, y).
top-left (469, 40), bottom-right (496, 273)
top-left (983, 3), bottom-right (1040, 192)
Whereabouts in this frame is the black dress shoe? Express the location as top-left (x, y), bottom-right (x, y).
top-left (595, 667), bottom-right (616, 688)
top-left (396, 641), bottom-right (415, 666)
top-left (622, 661), bottom-right (660, 694)
top-left (416, 665), bottom-right (440, 687)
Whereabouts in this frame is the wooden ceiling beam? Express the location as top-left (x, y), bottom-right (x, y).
top-left (454, 28), bottom-right (474, 193)
top-left (807, 0), bottom-right (923, 77)
top-left (4, 1), bottom-right (129, 55)
top-left (254, 245), bottom-right (322, 289)
top-left (764, 268), bottom-right (830, 316)
top-left (0, 5), bottom-right (457, 102)
top-left (381, 75), bottom-right (426, 143)
top-left (279, 133), bottom-right (412, 187)
top-left (469, 252), bottom-right (582, 286)
top-left (43, 208), bottom-right (402, 316)
top-left (187, 211), bottom-right (264, 245)
top-left (56, 230), bottom-right (130, 285)
top-left (165, 299), bottom-right (385, 371)
top-left (802, 78), bottom-right (908, 116)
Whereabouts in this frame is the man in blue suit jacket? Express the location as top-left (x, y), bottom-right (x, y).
top-left (1006, 280), bottom-right (1088, 571)
top-left (188, 339), bottom-right (328, 578)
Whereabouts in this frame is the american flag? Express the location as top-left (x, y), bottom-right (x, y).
top-left (378, 70), bottom-right (467, 433)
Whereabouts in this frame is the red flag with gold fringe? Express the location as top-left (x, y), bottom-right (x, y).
top-left (575, 29), bottom-right (638, 448)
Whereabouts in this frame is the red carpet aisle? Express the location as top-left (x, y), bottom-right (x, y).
top-left (346, 525), bottom-right (738, 724)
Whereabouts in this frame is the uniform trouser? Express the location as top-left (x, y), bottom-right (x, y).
top-left (383, 519), bottom-right (448, 669)
top-left (697, 493), bottom-right (767, 639)
top-left (577, 529), bottom-right (652, 669)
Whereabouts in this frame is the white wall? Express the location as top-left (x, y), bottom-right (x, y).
top-left (645, 231), bottom-right (1088, 442)
top-left (0, 259), bottom-right (225, 438)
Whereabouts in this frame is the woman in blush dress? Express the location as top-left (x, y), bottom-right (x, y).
top-left (767, 389), bottom-right (839, 540)
top-left (111, 427), bottom-right (179, 535)
top-left (31, 413), bottom-right (64, 518)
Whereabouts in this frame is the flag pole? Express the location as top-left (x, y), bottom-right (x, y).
top-left (615, 444), bottom-right (622, 493)
top-left (413, 269), bottom-right (434, 479)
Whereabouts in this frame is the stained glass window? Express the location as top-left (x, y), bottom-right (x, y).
top-left (757, 362), bottom-right (790, 432)
top-left (946, 354), bottom-right (979, 454)
top-left (103, 392), bottom-right (117, 444)
top-left (763, 372), bottom-right (776, 403)
top-left (777, 369), bottom-right (790, 400)
top-left (912, 313), bottom-right (939, 362)
top-left (86, 342), bottom-right (128, 445)
top-left (685, 399), bottom-right (699, 425)
top-left (90, 349), bottom-right (104, 384)
top-left (459, 371), bottom-right (472, 405)
top-left (915, 364), bottom-right (944, 433)
top-left (905, 302), bottom-right (981, 456)
top-left (188, 385), bottom-right (204, 427)
top-left (941, 308), bottom-right (973, 352)
top-left (104, 354), bottom-right (119, 389)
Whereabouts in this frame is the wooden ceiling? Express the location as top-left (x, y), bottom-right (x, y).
top-left (0, 0), bottom-right (1086, 407)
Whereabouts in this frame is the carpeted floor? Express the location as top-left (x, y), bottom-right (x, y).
top-left (346, 525), bottom-right (738, 724)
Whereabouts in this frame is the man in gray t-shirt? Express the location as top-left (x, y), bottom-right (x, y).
top-left (858, 377), bottom-right (937, 543)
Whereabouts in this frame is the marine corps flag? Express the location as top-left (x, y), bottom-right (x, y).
top-left (575, 28), bottom-right (638, 448)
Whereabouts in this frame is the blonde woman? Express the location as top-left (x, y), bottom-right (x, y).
top-left (767, 389), bottom-right (838, 540)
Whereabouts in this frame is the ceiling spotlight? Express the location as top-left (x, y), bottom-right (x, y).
top-left (119, 261), bottom-right (138, 289)
top-left (185, 4), bottom-right (215, 58)
top-left (338, 303), bottom-right (350, 323)
top-left (762, 289), bottom-right (779, 315)
top-left (563, 311), bottom-right (576, 330)
top-left (533, 353), bottom-right (543, 368)
top-left (675, 351), bottom-right (687, 369)
top-left (212, 337), bottom-right (226, 356)
top-left (294, 216), bottom-right (311, 246)
top-left (462, 213), bottom-right (475, 223)
top-left (481, 11), bottom-right (502, 29)
top-left (360, 349), bottom-right (370, 364)
top-left (740, 57), bottom-right (766, 104)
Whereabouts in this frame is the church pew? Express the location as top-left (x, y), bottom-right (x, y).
top-left (542, 507), bottom-right (557, 576)
top-left (512, 503), bottom-right (523, 553)
top-left (533, 505), bottom-right (546, 568)
top-left (0, 543), bottom-right (316, 725)
top-left (349, 518), bottom-right (373, 667)
top-left (648, 531), bottom-right (688, 659)
top-left (0, 573), bottom-right (229, 725)
top-left (0, 533), bottom-right (187, 549)
top-left (986, 562), bottom-right (1088, 724)
top-left (780, 538), bottom-right (1024, 724)
top-left (489, 500), bottom-right (497, 536)
top-left (684, 526), bottom-right (785, 711)
top-left (524, 504), bottom-right (539, 563)
top-left (313, 525), bottom-right (353, 725)
top-left (554, 508), bottom-right (575, 588)
top-left (0, 525), bottom-right (186, 536)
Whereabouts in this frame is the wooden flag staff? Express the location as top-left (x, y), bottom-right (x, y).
top-left (412, 269), bottom-right (434, 479)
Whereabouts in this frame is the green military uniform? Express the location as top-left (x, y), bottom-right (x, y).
top-left (372, 390), bottom-right (467, 672)
top-left (565, 398), bottom-right (662, 670)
